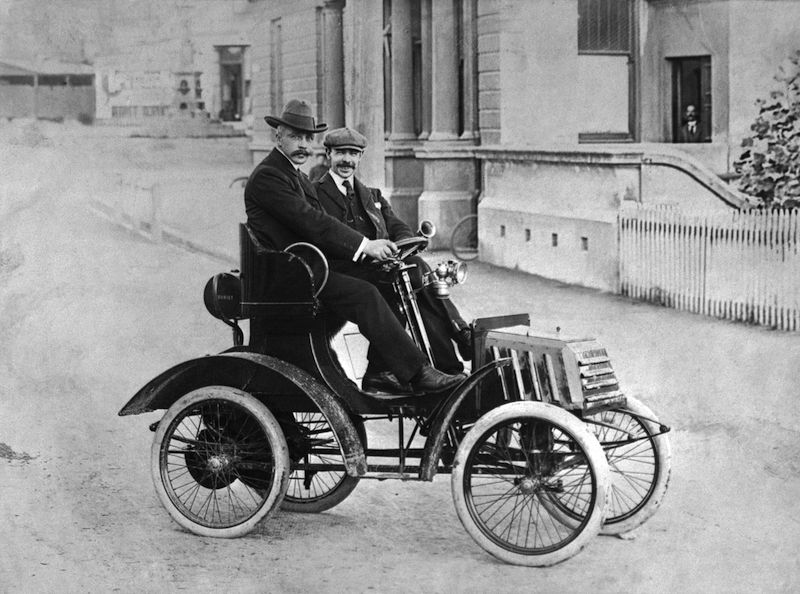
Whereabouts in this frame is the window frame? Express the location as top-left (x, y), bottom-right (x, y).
top-left (577, 0), bottom-right (638, 144)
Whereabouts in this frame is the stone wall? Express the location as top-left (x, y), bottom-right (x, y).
top-left (476, 146), bottom-right (741, 291)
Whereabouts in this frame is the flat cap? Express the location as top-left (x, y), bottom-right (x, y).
top-left (323, 127), bottom-right (367, 151)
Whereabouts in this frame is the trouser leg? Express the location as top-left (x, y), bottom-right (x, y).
top-left (320, 269), bottom-right (425, 383)
top-left (417, 294), bottom-right (464, 374)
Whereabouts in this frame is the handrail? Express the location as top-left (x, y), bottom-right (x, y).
top-left (475, 145), bottom-right (754, 210)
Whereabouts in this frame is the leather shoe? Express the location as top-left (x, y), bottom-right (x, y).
top-left (409, 364), bottom-right (464, 394)
top-left (362, 370), bottom-right (412, 395)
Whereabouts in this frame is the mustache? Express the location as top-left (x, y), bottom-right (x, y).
top-left (291, 149), bottom-right (310, 157)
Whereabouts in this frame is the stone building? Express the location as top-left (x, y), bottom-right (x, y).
top-left (241, 0), bottom-right (798, 290)
top-left (0, 58), bottom-right (95, 120)
top-left (4, 0), bottom-right (797, 290)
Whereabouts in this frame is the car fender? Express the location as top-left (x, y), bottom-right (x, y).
top-left (119, 350), bottom-right (366, 476)
top-left (419, 358), bottom-right (512, 481)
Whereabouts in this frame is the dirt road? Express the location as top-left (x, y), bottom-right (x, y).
top-left (1, 121), bottom-right (798, 592)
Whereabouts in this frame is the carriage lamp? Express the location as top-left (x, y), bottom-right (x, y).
top-left (427, 260), bottom-right (468, 298)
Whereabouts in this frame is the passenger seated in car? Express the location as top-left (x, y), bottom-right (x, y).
top-left (244, 99), bottom-right (464, 395)
top-left (314, 126), bottom-right (472, 394)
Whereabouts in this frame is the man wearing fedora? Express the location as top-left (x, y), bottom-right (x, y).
top-left (244, 99), bottom-right (464, 395)
top-left (315, 126), bottom-right (472, 394)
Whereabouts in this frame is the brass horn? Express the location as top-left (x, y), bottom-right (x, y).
top-left (418, 219), bottom-right (436, 238)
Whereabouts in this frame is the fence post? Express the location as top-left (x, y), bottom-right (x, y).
top-left (150, 182), bottom-right (163, 243)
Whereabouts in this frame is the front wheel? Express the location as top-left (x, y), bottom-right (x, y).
top-left (451, 401), bottom-right (609, 566)
top-left (151, 386), bottom-right (290, 538)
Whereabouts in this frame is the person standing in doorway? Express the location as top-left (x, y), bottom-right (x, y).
top-left (679, 104), bottom-right (703, 142)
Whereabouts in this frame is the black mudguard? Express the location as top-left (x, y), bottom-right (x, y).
top-left (119, 351), bottom-right (366, 476)
top-left (419, 358), bottom-right (512, 481)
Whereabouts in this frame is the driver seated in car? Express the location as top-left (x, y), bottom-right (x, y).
top-left (244, 99), bottom-right (465, 396)
top-left (314, 126), bottom-right (472, 394)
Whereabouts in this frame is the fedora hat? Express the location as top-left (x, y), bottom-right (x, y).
top-left (264, 99), bottom-right (327, 133)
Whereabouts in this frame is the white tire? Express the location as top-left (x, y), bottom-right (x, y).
top-left (588, 396), bottom-right (672, 535)
top-left (451, 401), bottom-right (609, 566)
top-left (151, 386), bottom-right (290, 538)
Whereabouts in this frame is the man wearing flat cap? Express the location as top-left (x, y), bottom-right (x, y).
top-left (244, 99), bottom-right (464, 395)
top-left (315, 126), bottom-right (473, 394)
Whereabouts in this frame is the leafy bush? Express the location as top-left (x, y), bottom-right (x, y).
top-left (735, 50), bottom-right (800, 208)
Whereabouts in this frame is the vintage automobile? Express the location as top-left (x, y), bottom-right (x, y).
top-left (119, 222), bottom-right (671, 567)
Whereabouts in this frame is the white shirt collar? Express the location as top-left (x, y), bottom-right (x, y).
top-left (276, 147), bottom-right (300, 170)
top-left (328, 170), bottom-right (355, 196)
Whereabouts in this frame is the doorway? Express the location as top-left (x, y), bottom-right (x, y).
top-left (670, 56), bottom-right (711, 142)
top-left (216, 45), bottom-right (247, 122)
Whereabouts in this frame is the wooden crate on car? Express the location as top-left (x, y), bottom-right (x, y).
top-left (473, 314), bottom-right (627, 414)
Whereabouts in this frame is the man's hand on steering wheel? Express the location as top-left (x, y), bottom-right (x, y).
top-left (363, 238), bottom-right (399, 261)
top-left (393, 236), bottom-right (429, 260)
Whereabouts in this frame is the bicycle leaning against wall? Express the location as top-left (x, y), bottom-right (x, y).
top-left (450, 196), bottom-right (481, 261)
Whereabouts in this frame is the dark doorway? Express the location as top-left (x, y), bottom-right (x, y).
top-left (671, 56), bottom-right (711, 142)
top-left (216, 45), bottom-right (247, 122)
top-left (219, 63), bottom-right (241, 121)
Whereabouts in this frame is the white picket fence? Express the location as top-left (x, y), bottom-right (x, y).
top-left (618, 206), bottom-right (800, 331)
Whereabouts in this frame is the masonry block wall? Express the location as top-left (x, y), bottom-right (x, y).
top-left (477, 154), bottom-right (639, 291)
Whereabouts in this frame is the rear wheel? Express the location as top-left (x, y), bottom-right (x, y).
top-left (542, 397), bottom-right (671, 536)
top-left (451, 401), bottom-right (609, 566)
top-left (586, 396), bottom-right (671, 535)
top-left (282, 412), bottom-right (366, 513)
top-left (151, 386), bottom-right (290, 538)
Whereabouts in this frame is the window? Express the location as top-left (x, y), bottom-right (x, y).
top-left (383, 0), bottom-right (392, 135)
top-left (578, 0), bottom-right (631, 54)
top-left (577, 0), bottom-right (636, 143)
top-left (39, 75), bottom-right (68, 87)
top-left (670, 56), bottom-right (712, 143)
top-left (69, 75), bottom-right (94, 87)
top-left (0, 76), bottom-right (33, 86)
top-left (411, 0), bottom-right (423, 136)
top-left (270, 18), bottom-right (283, 116)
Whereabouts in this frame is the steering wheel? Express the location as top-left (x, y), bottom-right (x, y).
top-left (393, 236), bottom-right (429, 261)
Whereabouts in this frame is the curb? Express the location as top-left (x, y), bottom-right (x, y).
top-left (88, 199), bottom-right (237, 266)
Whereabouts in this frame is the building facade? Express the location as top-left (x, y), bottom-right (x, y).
top-left (0, 58), bottom-right (95, 120)
top-left (242, 0), bottom-right (798, 289)
top-left (4, 0), bottom-right (796, 290)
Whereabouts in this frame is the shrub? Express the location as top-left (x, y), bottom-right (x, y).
top-left (735, 50), bottom-right (800, 209)
top-left (77, 112), bottom-right (94, 125)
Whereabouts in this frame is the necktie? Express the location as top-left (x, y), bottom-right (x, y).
top-left (342, 179), bottom-right (356, 224)
top-left (689, 122), bottom-right (696, 133)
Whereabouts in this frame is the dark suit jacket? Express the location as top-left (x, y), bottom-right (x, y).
top-left (244, 148), bottom-right (365, 260)
top-left (314, 172), bottom-right (414, 242)
top-left (679, 122), bottom-right (703, 143)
